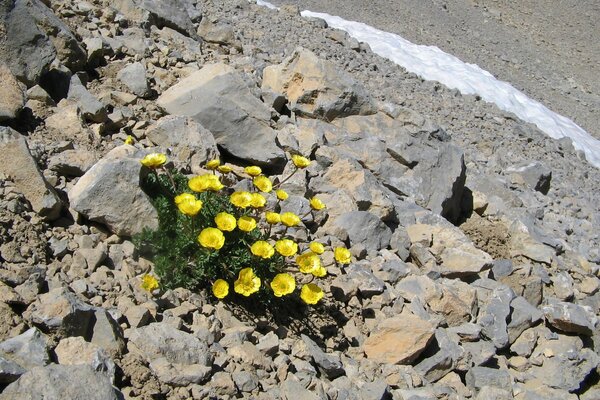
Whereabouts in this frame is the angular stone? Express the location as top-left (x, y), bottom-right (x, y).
top-left (363, 314), bottom-right (435, 364)
top-left (465, 366), bottom-right (512, 393)
top-left (90, 309), bottom-right (125, 357)
top-left (0, 127), bottom-right (62, 220)
top-left (157, 63), bottom-right (285, 166)
top-left (54, 337), bottom-right (115, 380)
top-left (329, 211), bottom-right (392, 253)
top-left (112, 0), bottom-right (197, 38)
top-left (506, 161), bottom-right (552, 194)
top-left (301, 334), bottom-right (344, 379)
top-left (67, 75), bottom-right (107, 122)
top-left (0, 364), bottom-right (122, 400)
top-left (197, 18), bottom-right (236, 46)
top-left (117, 62), bottom-right (151, 98)
top-left (0, 328), bottom-right (50, 371)
top-left (542, 300), bottom-right (596, 335)
top-left (0, 63), bottom-right (25, 121)
top-left (232, 370), bottom-right (259, 392)
top-left (478, 285), bottom-right (515, 349)
top-left (0, 356), bottom-right (25, 384)
top-left (69, 145), bottom-right (158, 237)
top-left (48, 149), bottom-right (97, 177)
top-left (24, 287), bottom-right (94, 337)
top-left (507, 296), bottom-right (543, 344)
top-left (145, 115), bottom-right (219, 169)
top-left (262, 48), bottom-right (376, 120)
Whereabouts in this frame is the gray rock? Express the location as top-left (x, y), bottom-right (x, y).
top-left (0, 63), bottom-right (25, 121)
top-left (0, 328), bottom-right (50, 372)
top-left (145, 115), bottom-right (219, 168)
top-left (117, 62), bottom-right (151, 98)
top-left (48, 149), bottom-right (97, 177)
top-left (256, 331), bottom-right (279, 356)
top-left (281, 378), bottom-right (321, 400)
top-left (348, 264), bottom-right (386, 298)
top-left (510, 327), bottom-right (537, 357)
top-left (329, 211), bottom-right (392, 253)
top-left (542, 300), bottom-right (596, 335)
top-left (465, 366), bottom-right (512, 393)
top-left (301, 334), bottom-right (344, 379)
top-left (90, 309), bottom-right (125, 357)
top-left (112, 0), bottom-right (197, 38)
top-left (0, 356), bottom-right (26, 384)
top-left (232, 370), bottom-right (259, 392)
top-left (330, 274), bottom-right (360, 302)
top-left (0, 364), bottom-right (122, 400)
top-left (359, 380), bottom-right (390, 400)
top-left (507, 296), bottom-right (543, 344)
top-left (371, 257), bottom-right (410, 284)
top-left (67, 75), bottom-right (107, 122)
top-left (68, 145), bottom-right (159, 237)
top-left (157, 63), bottom-right (285, 166)
top-left (262, 48), bottom-right (377, 120)
top-left (54, 337), bottom-right (116, 381)
top-left (197, 18), bottom-right (236, 46)
top-left (478, 285), bottom-right (515, 349)
top-left (506, 161), bottom-right (552, 194)
top-left (24, 287), bottom-right (94, 337)
top-left (0, 127), bottom-right (62, 220)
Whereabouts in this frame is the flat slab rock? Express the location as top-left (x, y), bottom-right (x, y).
top-left (363, 313), bottom-right (435, 364)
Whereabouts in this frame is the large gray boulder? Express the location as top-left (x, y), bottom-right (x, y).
top-left (157, 63), bottom-right (285, 167)
top-left (0, 127), bottom-right (62, 220)
top-left (67, 75), bottom-right (107, 122)
top-left (112, 0), bottom-right (198, 38)
top-left (327, 211), bottom-right (392, 253)
top-left (69, 145), bottom-right (159, 237)
top-left (0, 364), bottom-right (123, 400)
top-left (262, 48), bottom-right (377, 120)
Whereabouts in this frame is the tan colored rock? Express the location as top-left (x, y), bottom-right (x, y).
top-left (55, 337), bottom-right (102, 366)
top-left (45, 101), bottom-right (92, 142)
top-left (0, 127), bottom-right (62, 220)
top-left (262, 48), bottom-right (376, 120)
top-left (363, 313), bottom-right (434, 364)
top-left (0, 64), bottom-right (25, 121)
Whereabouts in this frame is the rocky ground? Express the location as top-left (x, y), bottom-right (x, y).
top-left (269, 0), bottom-right (600, 140)
top-left (1, 0), bottom-right (600, 399)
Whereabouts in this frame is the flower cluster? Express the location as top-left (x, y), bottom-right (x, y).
top-left (137, 153), bottom-right (354, 306)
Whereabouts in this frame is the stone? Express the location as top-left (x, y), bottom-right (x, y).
top-left (232, 370), bottom-right (259, 392)
top-left (507, 296), bottom-right (543, 344)
top-left (363, 313), bottom-right (435, 364)
top-left (256, 332), bottom-right (279, 356)
top-left (24, 287), bottom-right (94, 337)
top-left (510, 328), bottom-right (537, 357)
top-left (0, 63), bottom-right (25, 121)
top-left (197, 18), bottom-right (236, 46)
top-left (0, 328), bottom-right (50, 373)
top-left (262, 48), bottom-right (376, 120)
top-left (90, 309), bottom-right (125, 356)
top-left (48, 149), bottom-right (97, 177)
top-left (505, 161), bottom-right (552, 194)
top-left (157, 63), bottom-right (285, 166)
top-left (0, 127), bottom-right (62, 220)
top-left (301, 334), bottom-right (344, 379)
top-left (542, 300), bottom-right (596, 335)
top-left (328, 211), bottom-right (392, 253)
top-left (478, 285), bottom-right (515, 349)
top-left (145, 115), bottom-right (219, 169)
top-left (281, 379), bottom-right (321, 400)
top-left (465, 366), bottom-right (512, 394)
top-left (45, 101), bottom-right (91, 141)
top-left (359, 380), bottom-right (390, 400)
top-left (112, 0), bottom-right (197, 38)
top-left (54, 337), bottom-right (115, 380)
top-left (67, 75), bottom-right (107, 122)
top-left (0, 364), bottom-right (122, 400)
top-left (330, 274), bottom-right (360, 302)
top-left (69, 145), bottom-right (159, 237)
top-left (0, 356), bottom-right (25, 384)
top-left (117, 62), bottom-right (151, 98)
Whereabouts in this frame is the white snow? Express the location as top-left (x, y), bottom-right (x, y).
top-left (256, 1), bottom-right (600, 168)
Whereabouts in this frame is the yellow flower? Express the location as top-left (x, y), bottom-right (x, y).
top-left (141, 274), bottom-right (159, 292)
top-left (270, 273), bottom-right (296, 297)
top-left (212, 279), bottom-right (229, 299)
top-left (198, 227), bottom-right (225, 250)
top-left (275, 239), bottom-right (298, 257)
top-left (237, 216), bottom-right (257, 232)
top-left (230, 191), bottom-right (253, 208)
top-left (124, 135), bottom-right (134, 145)
top-left (250, 193), bottom-right (266, 208)
top-left (296, 252), bottom-right (321, 274)
top-left (189, 174), bottom-right (224, 192)
top-left (245, 166), bottom-right (262, 176)
top-left (265, 211), bottom-right (281, 224)
top-left (300, 283), bottom-right (324, 305)
top-left (218, 165), bottom-right (232, 173)
top-left (174, 193), bottom-right (203, 216)
top-left (309, 242), bottom-right (325, 255)
top-left (253, 175), bottom-right (273, 193)
top-left (334, 247), bottom-right (352, 264)
top-left (251, 241), bottom-right (275, 259)
top-left (281, 212), bottom-right (301, 227)
top-left (215, 212), bottom-right (236, 231)
top-left (291, 154), bottom-right (311, 168)
top-left (312, 265), bottom-right (327, 278)
top-left (276, 189), bottom-right (288, 201)
top-left (310, 196), bottom-right (326, 210)
top-left (206, 159), bottom-right (221, 169)
top-left (140, 153), bottom-right (167, 168)
top-left (234, 268), bottom-right (261, 297)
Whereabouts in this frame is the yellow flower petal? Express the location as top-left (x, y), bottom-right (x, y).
top-left (206, 159), bottom-right (221, 169)
top-left (270, 273), bottom-right (296, 297)
top-left (280, 212), bottom-right (301, 227)
top-left (334, 247), bottom-right (352, 264)
top-left (189, 174), bottom-right (223, 192)
top-left (237, 216), bottom-right (257, 232)
top-left (291, 154), bottom-right (310, 168)
top-left (253, 175), bottom-right (273, 193)
top-left (230, 191), bottom-right (253, 208)
top-left (309, 196), bottom-right (326, 210)
top-left (245, 166), bottom-right (262, 176)
top-left (309, 242), bottom-right (325, 255)
top-left (124, 135), bottom-right (134, 145)
top-left (250, 192), bottom-right (266, 208)
top-left (276, 189), bottom-right (288, 201)
top-left (300, 283), bottom-right (323, 304)
top-left (141, 274), bottom-right (159, 292)
top-left (198, 227), bottom-right (225, 250)
top-left (234, 268), bottom-right (261, 296)
top-left (218, 165), bottom-right (233, 173)
top-left (215, 212), bottom-right (236, 231)
top-left (251, 241), bottom-right (275, 259)
top-left (174, 193), bottom-right (203, 217)
top-left (296, 252), bottom-right (321, 274)
top-left (212, 279), bottom-right (229, 299)
top-left (140, 153), bottom-right (167, 168)
top-left (265, 211), bottom-right (281, 224)
top-left (275, 239), bottom-right (298, 257)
